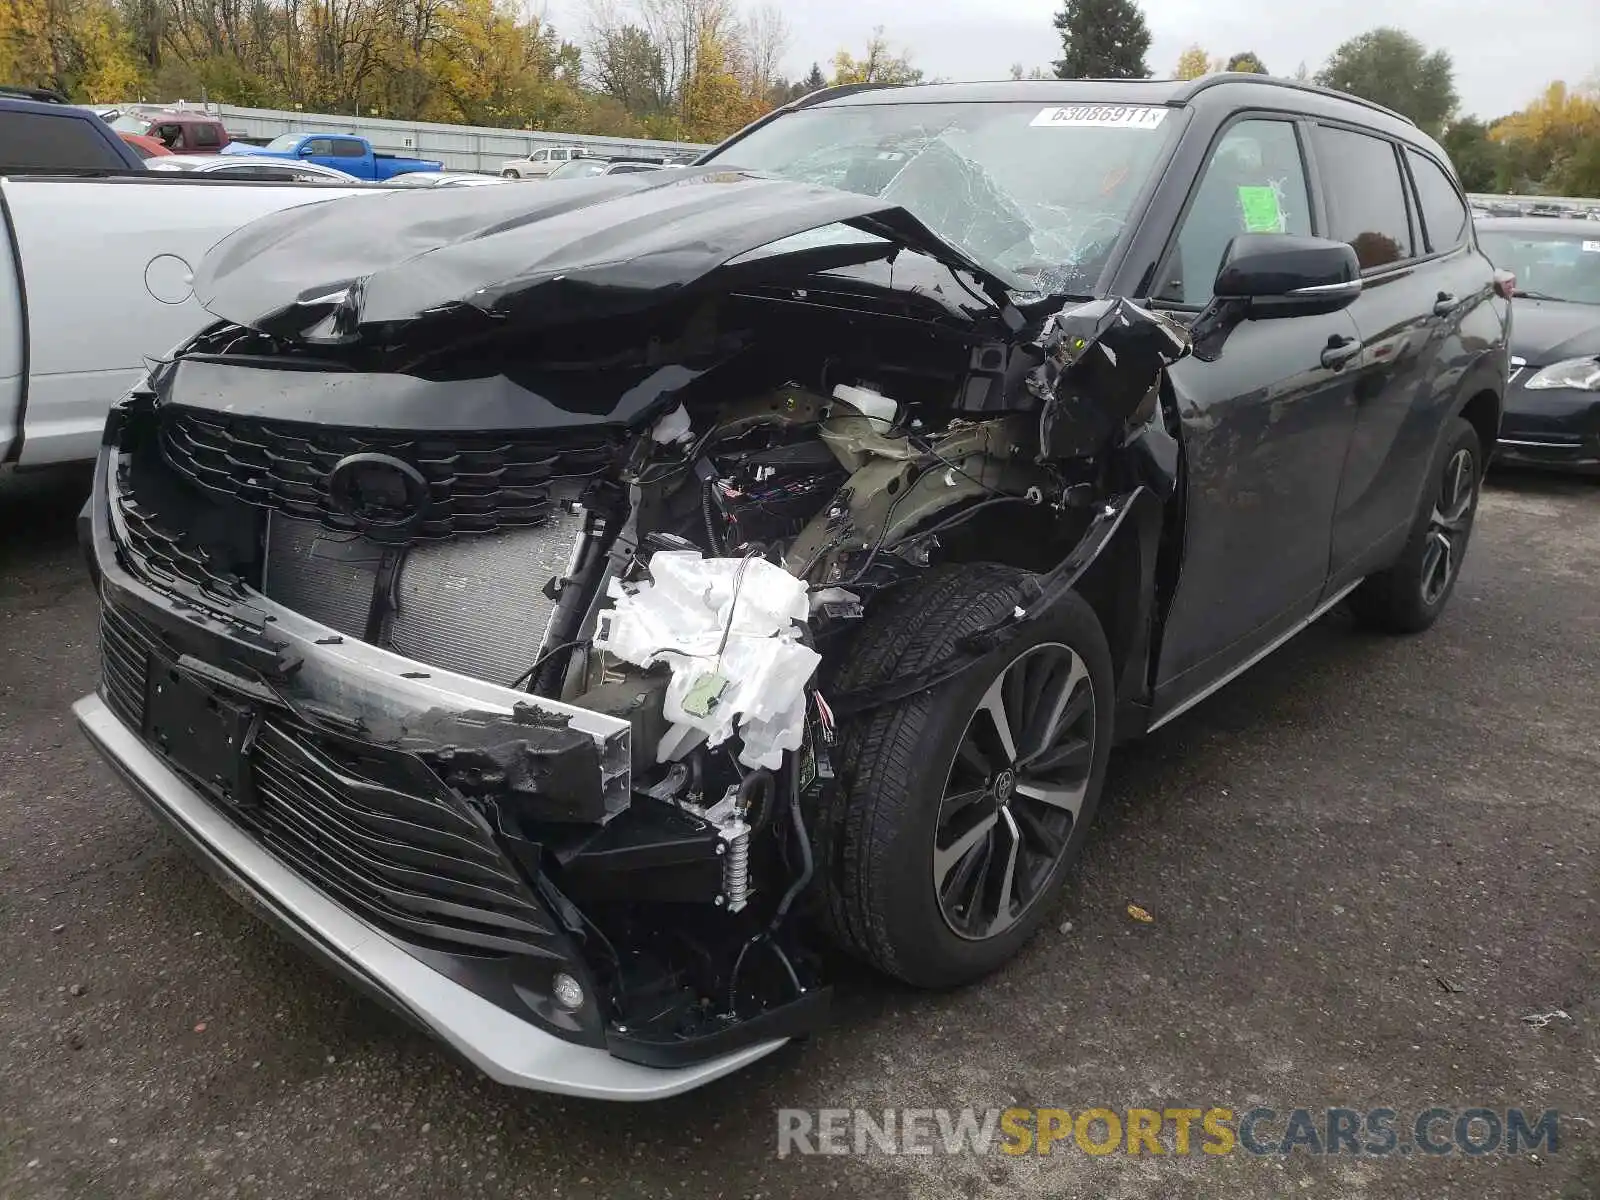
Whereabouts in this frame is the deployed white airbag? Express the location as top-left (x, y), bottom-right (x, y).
top-left (592, 552), bottom-right (821, 770)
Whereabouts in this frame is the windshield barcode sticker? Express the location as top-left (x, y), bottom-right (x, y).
top-left (1031, 105), bottom-right (1168, 129)
top-left (1583, 240), bottom-right (1600, 253)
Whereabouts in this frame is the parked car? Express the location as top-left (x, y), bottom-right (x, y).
top-left (119, 132), bottom-right (173, 160)
top-left (103, 109), bottom-right (233, 154)
top-left (222, 133), bottom-right (441, 182)
top-left (74, 75), bottom-right (1507, 1099)
top-left (1476, 216), bottom-right (1600, 472)
top-left (147, 153), bottom-right (360, 183)
top-left (0, 94), bottom-right (146, 174)
top-left (383, 170), bottom-right (509, 188)
top-left (545, 156), bottom-right (665, 180)
top-left (499, 145), bottom-right (587, 178)
top-left (0, 98), bottom-right (373, 468)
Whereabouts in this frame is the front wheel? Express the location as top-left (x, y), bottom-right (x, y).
top-left (1350, 416), bottom-right (1482, 633)
top-left (500, 169), bottom-right (518, 178)
top-left (817, 564), bottom-right (1114, 988)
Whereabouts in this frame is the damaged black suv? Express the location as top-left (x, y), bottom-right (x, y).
top-left (75, 75), bottom-right (1509, 1098)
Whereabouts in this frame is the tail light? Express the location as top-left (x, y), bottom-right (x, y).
top-left (1493, 270), bottom-right (1516, 300)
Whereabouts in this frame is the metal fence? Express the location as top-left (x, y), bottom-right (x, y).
top-left (1468, 193), bottom-right (1600, 217)
top-left (116, 100), bottom-right (713, 173)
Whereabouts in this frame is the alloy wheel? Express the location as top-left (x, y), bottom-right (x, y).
top-left (1422, 447), bottom-right (1476, 606)
top-left (932, 642), bottom-right (1096, 941)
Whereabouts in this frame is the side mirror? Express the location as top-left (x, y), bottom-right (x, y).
top-left (1213, 233), bottom-right (1362, 317)
top-left (298, 145), bottom-right (317, 157)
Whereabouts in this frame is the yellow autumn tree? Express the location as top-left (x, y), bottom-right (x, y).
top-left (1173, 45), bottom-right (1211, 80)
top-left (679, 26), bottom-right (760, 142)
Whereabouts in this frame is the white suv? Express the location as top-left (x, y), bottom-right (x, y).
top-left (499, 146), bottom-right (586, 179)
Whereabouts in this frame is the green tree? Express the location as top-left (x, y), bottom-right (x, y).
top-left (1442, 117), bottom-right (1503, 192)
top-left (1224, 51), bottom-right (1266, 74)
top-left (801, 61), bottom-right (825, 92)
top-left (1052, 0), bottom-right (1151, 79)
top-left (1315, 28), bottom-right (1457, 135)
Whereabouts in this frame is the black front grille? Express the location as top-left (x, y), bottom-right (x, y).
top-left (160, 408), bottom-right (617, 540)
top-left (113, 462), bottom-right (252, 604)
top-left (244, 723), bottom-right (558, 956)
top-left (100, 604), bottom-right (151, 729)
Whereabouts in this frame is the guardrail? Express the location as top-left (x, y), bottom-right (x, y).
top-left (107, 100), bottom-right (713, 173)
top-left (1468, 193), bottom-right (1600, 216)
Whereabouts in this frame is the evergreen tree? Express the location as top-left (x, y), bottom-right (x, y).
top-left (802, 62), bottom-right (826, 93)
top-left (1052, 0), bottom-right (1152, 80)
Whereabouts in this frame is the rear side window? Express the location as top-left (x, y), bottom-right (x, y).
top-left (332, 139), bottom-right (364, 158)
top-left (0, 112), bottom-right (129, 171)
top-left (1406, 149), bottom-right (1469, 252)
top-left (193, 123), bottom-right (221, 148)
top-left (1311, 125), bottom-right (1413, 270)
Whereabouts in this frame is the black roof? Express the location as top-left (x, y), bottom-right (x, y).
top-left (802, 74), bottom-right (1433, 149)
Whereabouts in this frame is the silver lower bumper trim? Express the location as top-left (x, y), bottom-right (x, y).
top-left (73, 693), bottom-right (787, 1100)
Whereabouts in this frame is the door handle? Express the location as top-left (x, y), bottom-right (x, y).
top-left (1432, 291), bottom-right (1457, 316)
top-left (1320, 334), bottom-right (1362, 371)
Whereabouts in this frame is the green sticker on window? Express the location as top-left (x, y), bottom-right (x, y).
top-left (1238, 185), bottom-right (1283, 233)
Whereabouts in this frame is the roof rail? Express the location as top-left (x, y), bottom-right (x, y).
top-left (1174, 73), bottom-right (1416, 127)
top-left (0, 84), bottom-right (71, 104)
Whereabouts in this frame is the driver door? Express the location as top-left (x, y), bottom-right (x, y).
top-left (1149, 116), bottom-right (1363, 716)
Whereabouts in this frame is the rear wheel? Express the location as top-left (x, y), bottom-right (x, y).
top-left (1350, 416), bottom-right (1481, 634)
top-left (500, 169), bottom-right (518, 178)
top-left (817, 564), bottom-right (1114, 988)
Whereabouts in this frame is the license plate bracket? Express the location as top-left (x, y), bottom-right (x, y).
top-left (144, 659), bottom-right (257, 806)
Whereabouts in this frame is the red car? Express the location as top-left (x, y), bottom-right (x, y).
top-left (118, 132), bottom-right (172, 160)
top-left (106, 110), bottom-right (232, 154)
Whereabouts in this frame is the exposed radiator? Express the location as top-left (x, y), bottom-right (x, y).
top-left (262, 510), bottom-right (584, 687)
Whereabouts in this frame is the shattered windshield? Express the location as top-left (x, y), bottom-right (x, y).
top-left (702, 101), bottom-right (1181, 295)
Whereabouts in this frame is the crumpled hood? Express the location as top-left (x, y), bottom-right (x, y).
top-left (1509, 299), bottom-right (1600, 364)
top-left (192, 168), bottom-right (1023, 340)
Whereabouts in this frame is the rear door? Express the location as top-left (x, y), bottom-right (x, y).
top-left (1148, 114), bottom-right (1364, 709)
top-left (0, 196), bottom-right (23, 462)
top-left (1312, 126), bottom-right (1484, 585)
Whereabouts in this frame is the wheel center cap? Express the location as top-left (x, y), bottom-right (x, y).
top-left (994, 769), bottom-right (1016, 806)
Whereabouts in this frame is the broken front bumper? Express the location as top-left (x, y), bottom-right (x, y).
top-left (75, 447), bottom-right (790, 1097)
top-left (74, 693), bottom-right (784, 1099)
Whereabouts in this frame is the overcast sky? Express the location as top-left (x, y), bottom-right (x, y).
top-left (549, 0), bottom-right (1599, 120)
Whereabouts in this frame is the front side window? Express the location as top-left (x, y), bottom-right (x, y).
top-left (1406, 149), bottom-right (1469, 252)
top-left (701, 100), bottom-right (1182, 295)
top-left (155, 123), bottom-right (183, 149)
top-left (303, 138), bottom-right (335, 156)
top-left (1157, 118), bottom-right (1313, 305)
top-left (1312, 125), bottom-right (1414, 270)
top-left (530, 149), bottom-right (548, 162)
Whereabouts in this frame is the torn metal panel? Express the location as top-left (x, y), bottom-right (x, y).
top-left (1026, 296), bottom-right (1191, 460)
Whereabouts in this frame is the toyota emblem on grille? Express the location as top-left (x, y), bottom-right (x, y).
top-left (326, 453), bottom-right (429, 535)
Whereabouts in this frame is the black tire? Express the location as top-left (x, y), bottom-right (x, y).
top-left (816, 563), bottom-right (1114, 989)
top-left (1350, 416), bottom-right (1482, 634)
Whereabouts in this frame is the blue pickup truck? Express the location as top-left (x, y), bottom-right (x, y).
top-left (221, 133), bottom-right (441, 181)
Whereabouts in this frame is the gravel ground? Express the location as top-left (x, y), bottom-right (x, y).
top-left (1, 462), bottom-right (1596, 1200)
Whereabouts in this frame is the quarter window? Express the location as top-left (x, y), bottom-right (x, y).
top-left (1406, 149), bottom-right (1470, 252)
top-left (1311, 125), bottom-right (1414, 269)
top-left (1158, 119), bottom-right (1313, 305)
